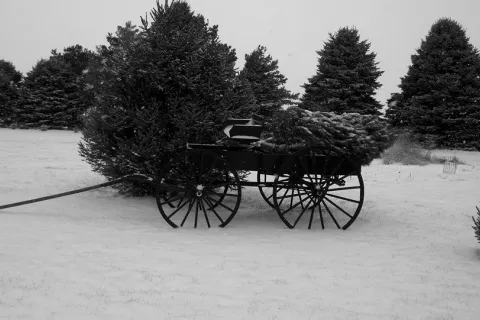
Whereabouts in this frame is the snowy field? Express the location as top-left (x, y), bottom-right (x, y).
top-left (0, 128), bottom-right (479, 320)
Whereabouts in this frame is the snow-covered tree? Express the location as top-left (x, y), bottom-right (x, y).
top-left (301, 27), bottom-right (384, 116)
top-left (0, 60), bottom-right (22, 124)
top-left (239, 45), bottom-right (297, 118)
top-left (79, 0), bottom-right (255, 195)
top-left (386, 18), bottom-right (480, 150)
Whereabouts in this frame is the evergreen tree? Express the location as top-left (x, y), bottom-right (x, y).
top-left (79, 0), bottom-right (255, 196)
top-left (0, 60), bottom-right (22, 83)
top-left (13, 57), bottom-right (87, 129)
top-left (52, 44), bottom-right (95, 76)
top-left (11, 45), bottom-right (95, 129)
top-left (52, 44), bottom-right (97, 111)
top-left (0, 60), bottom-right (22, 125)
top-left (222, 73), bottom-right (257, 119)
top-left (239, 45), bottom-right (297, 118)
top-left (301, 27), bottom-right (384, 115)
top-left (385, 93), bottom-right (408, 127)
top-left (386, 18), bottom-right (480, 150)
top-left (83, 21), bottom-right (140, 104)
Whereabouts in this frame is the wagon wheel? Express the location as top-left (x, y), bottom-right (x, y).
top-left (257, 171), bottom-right (293, 209)
top-left (158, 176), bottom-right (229, 209)
top-left (156, 150), bottom-right (242, 228)
top-left (257, 171), bottom-right (276, 208)
top-left (272, 151), bottom-right (364, 230)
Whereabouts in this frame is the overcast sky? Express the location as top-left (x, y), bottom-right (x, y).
top-left (1, 0), bottom-right (480, 108)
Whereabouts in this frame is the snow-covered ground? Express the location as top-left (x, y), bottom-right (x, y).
top-left (0, 128), bottom-right (479, 320)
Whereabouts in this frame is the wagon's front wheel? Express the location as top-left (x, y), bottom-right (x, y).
top-left (272, 153), bottom-right (364, 230)
top-left (156, 150), bottom-right (242, 228)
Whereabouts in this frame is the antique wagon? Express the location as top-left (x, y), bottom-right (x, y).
top-left (0, 119), bottom-right (365, 230)
top-left (154, 119), bottom-right (364, 230)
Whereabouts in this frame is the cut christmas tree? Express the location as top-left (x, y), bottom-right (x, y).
top-left (232, 106), bottom-right (392, 166)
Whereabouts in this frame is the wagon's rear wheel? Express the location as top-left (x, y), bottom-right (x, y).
top-left (272, 152), bottom-right (364, 230)
top-left (156, 150), bottom-right (242, 228)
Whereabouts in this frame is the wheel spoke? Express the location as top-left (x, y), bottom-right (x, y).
top-left (200, 199), bottom-right (211, 228)
top-left (194, 199), bottom-right (199, 228)
top-left (326, 193), bottom-right (360, 203)
top-left (180, 198), bottom-right (195, 227)
top-left (206, 191), bottom-right (239, 198)
top-left (328, 186), bottom-right (361, 192)
top-left (204, 196), bottom-right (226, 225)
top-left (277, 187), bottom-right (290, 207)
top-left (206, 195), bottom-right (234, 213)
top-left (158, 194), bottom-right (185, 206)
top-left (176, 194), bottom-right (187, 209)
top-left (276, 191), bottom-right (311, 199)
top-left (292, 198), bottom-right (313, 228)
top-left (297, 186), bottom-right (306, 211)
top-left (324, 196), bottom-right (353, 219)
top-left (318, 201), bottom-right (325, 229)
top-left (307, 203), bottom-right (315, 229)
top-left (167, 197), bottom-right (191, 219)
top-left (279, 195), bottom-right (308, 216)
top-left (303, 172), bottom-right (315, 186)
top-left (321, 199), bottom-right (341, 229)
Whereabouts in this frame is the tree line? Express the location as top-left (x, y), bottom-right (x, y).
top-left (1, 0), bottom-right (479, 194)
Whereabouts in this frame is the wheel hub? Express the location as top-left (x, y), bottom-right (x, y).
top-left (196, 184), bottom-right (204, 197)
top-left (312, 183), bottom-right (327, 199)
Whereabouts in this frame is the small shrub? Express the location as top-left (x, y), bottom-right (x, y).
top-left (473, 206), bottom-right (480, 244)
top-left (382, 132), bottom-right (434, 165)
top-left (381, 131), bottom-right (465, 166)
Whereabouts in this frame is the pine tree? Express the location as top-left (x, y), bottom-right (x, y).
top-left (301, 27), bottom-right (384, 115)
top-left (79, 0), bottom-right (255, 196)
top-left (83, 21), bottom-right (140, 106)
top-left (12, 45), bottom-right (95, 129)
top-left (239, 45), bottom-right (297, 118)
top-left (52, 45), bottom-right (95, 76)
top-left (52, 44), bottom-right (97, 114)
top-left (0, 60), bottom-right (22, 83)
top-left (14, 57), bottom-right (87, 129)
top-left (386, 18), bottom-right (480, 150)
top-left (0, 60), bottom-right (22, 125)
